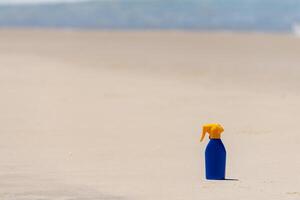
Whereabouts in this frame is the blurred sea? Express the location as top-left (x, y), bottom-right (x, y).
top-left (0, 0), bottom-right (300, 32)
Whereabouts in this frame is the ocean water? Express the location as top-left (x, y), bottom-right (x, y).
top-left (0, 0), bottom-right (300, 32)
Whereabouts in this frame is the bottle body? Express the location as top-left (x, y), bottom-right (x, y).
top-left (205, 139), bottom-right (226, 180)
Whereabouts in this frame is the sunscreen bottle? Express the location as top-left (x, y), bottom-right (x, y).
top-left (200, 123), bottom-right (226, 180)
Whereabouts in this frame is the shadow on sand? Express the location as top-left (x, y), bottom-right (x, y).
top-left (224, 178), bottom-right (239, 181)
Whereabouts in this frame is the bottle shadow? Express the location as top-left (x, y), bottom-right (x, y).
top-left (224, 178), bottom-right (239, 181)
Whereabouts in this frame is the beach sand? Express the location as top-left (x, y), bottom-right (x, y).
top-left (0, 30), bottom-right (299, 200)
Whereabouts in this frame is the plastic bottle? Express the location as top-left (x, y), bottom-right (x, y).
top-left (200, 123), bottom-right (226, 180)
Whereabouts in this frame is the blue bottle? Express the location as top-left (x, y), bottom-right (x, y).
top-left (200, 124), bottom-right (226, 180)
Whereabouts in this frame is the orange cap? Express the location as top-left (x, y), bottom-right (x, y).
top-left (200, 123), bottom-right (224, 142)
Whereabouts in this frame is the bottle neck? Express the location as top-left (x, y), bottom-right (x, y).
top-left (209, 132), bottom-right (221, 139)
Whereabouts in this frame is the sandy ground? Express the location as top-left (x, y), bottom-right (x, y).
top-left (0, 30), bottom-right (299, 200)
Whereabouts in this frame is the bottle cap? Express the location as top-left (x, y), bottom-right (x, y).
top-left (200, 123), bottom-right (224, 142)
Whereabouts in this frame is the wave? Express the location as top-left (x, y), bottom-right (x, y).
top-left (292, 24), bottom-right (300, 36)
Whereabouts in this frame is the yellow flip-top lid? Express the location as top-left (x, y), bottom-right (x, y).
top-left (200, 123), bottom-right (224, 142)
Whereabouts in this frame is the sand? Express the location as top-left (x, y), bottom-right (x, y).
top-left (0, 29), bottom-right (299, 200)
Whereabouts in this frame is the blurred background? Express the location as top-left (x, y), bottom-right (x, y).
top-left (0, 0), bottom-right (300, 33)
